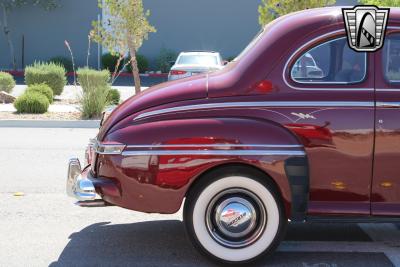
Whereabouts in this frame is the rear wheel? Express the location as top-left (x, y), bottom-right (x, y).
top-left (184, 167), bottom-right (286, 264)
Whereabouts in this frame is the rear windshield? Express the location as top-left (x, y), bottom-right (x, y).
top-left (177, 54), bottom-right (219, 66)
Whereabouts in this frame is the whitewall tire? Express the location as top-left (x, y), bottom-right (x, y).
top-left (184, 166), bottom-right (286, 264)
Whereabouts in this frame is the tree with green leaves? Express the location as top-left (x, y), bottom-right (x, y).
top-left (91, 0), bottom-right (156, 94)
top-left (358, 0), bottom-right (400, 5)
top-left (0, 0), bottom-right (58, 70)
top-left (258, 0), bottom-right (336, 26)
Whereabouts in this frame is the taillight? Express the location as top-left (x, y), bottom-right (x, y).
top-left (170, 70), bottom-right (187, 75)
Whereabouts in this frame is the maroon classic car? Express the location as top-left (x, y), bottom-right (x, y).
top-left (67, 7), bottom-right (400, 264)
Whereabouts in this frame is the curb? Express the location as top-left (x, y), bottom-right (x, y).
top-left (0, 119), bottom-right (100, 128)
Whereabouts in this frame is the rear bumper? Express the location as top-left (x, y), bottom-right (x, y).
top-left (66, 158), bottom-right (120, 207)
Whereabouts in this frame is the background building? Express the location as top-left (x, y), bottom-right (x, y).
top-left (0, 0), bottom-right (357, 70)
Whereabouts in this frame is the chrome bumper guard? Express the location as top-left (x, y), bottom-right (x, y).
top-left (67, 158), bottom-right (106, 207)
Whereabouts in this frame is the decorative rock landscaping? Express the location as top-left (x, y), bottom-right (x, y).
top-left (0, 91), bottom-right (16, 104)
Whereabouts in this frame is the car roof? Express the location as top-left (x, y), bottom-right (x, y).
top-left (239, 6), bottom-right (400, 68)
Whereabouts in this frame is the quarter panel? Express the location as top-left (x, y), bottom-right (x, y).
top-left (99, 117), bottom-right (306, 217)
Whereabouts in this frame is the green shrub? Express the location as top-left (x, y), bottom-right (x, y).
top-left (126, 54), bottom-right (149, 73)
top-left (14, 92), bottom-right (49, 114)
top-left (107, 88), bottom-right (120, 105)
top-left (0, 72), bottom-right (16, 93)
top-left (48, 56), bottom-right (73, 72)
top-left (25, 61), bottom-right (66, 96)
top-left (77, 68), bottom-right (111, 119)
top-left (26, 83), bottom-right (54, 103)
top-left (77, 68), bottom-right (110, 92)
top-left (156, 47), bottom-right (177, 73)
top-left (101, 53), bottom-right (124, 73)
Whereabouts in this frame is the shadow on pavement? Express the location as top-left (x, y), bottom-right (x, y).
top-left (50, 220), bottom-right (214, 267)
top-left (50, 220), bottom-right (392, 267)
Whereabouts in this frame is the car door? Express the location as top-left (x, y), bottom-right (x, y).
top-left (372, 30), bottom-right (400, 216)
top-left (272, 33), bottom-right (376, 216)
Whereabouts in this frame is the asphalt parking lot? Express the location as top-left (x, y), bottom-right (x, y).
top-left (1, 127), bottom-right (400, 267)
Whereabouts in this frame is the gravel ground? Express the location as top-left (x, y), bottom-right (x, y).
top-left (0, 112), bottom-right (82, 120)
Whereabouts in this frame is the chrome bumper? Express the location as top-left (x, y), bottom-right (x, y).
top-left (67, 158), bottom-right (106, 206)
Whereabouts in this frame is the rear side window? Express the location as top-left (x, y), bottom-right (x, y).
top-left (291, 37), bottom-right (367, 84)
top-left (382, 33), bottom-right (400, 83)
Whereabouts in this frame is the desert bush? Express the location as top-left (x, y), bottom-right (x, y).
top-left (77, 68), bottom-right (111, 119)
top-left (48, 56), bottom-right (73, 72)
top-left (126, 54), bottom-right (149, 74)
top-left (26, 83), bottom-right (54, 103)
top-left (14, 91), bottom-right (49, 114)
top-left (77, 68), bottom-right (110, 91)
top-left (101, 53), bottom-right (124, 73)
top-left (25, 62), bottom-right (66, 96)
top-left (156, 47), bottom-right (177, 73)
top-left (0, 72), bottom-right (16, 93)
top-left (107, 88), bottom-right (120, 105)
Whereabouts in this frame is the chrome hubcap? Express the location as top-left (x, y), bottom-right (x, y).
top-left (215, 197), bottom-right (256, 239)
top-left (206, 188), bottom-right (266, 248)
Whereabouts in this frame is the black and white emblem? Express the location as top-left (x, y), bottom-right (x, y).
top-left (343, 5), bottom-right (389, 52)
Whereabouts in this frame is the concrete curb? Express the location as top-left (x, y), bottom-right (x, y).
top-left (0, 119), bottom-right (100, 128)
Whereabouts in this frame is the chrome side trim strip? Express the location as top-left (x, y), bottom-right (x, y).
top-left (134, 101), bottom-right (374, 120)
top-left (121, 150), bottom-right (306, 156)
top-left (125, 144), bottom-right (303, 148)
top-left (376, 102), bottom-right (400, 108)
top-left (376, 89), bottom-right (400, 92)
top-left (90, 139), bottom-right (125, 155)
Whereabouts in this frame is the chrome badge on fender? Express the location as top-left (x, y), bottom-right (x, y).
top-left (342, 5), bottom-right (389, 52)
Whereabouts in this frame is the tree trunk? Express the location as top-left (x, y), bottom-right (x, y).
top-left (1, 5), bottom-right (17, 70)
top-left (128, 45), bottom-right (141, 94)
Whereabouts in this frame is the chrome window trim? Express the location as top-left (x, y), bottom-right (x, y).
top-left (125, 144), bottom-right (303, 149)
top-left (121, 150), bottom-right (306, 157)
top-left (283, 31), bottom-right (371, 90)
top-left (134, 101), bottom-right (374, 120)
top-left (289, 37), bottom-right (368, 85)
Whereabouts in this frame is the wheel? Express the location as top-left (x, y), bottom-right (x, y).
top-left (183, 166), bottom-right (286, 264)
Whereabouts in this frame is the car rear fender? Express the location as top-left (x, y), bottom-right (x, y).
top-left (103, 117), bottom-right (309, 220)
